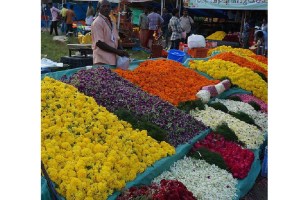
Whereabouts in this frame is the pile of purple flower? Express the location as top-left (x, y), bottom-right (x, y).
top-left (62, 67), bottom-right (208, 147)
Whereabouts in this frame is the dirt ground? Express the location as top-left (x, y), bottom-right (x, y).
top-left (241, 175), bottom-right (268, 200)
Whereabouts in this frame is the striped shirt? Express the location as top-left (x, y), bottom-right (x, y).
top-left (168, 16), bottom-right (183, 41)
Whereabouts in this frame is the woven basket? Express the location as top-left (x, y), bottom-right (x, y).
top-left (187, 47), bottom-right (209, 58)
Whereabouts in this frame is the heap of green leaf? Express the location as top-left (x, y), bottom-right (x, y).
top-left (115, 108), bottom-right (167, 142)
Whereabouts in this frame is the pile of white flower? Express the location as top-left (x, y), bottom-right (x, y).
top-left (152, 156), bottom-right (238, 200)
top-left (190, 106), bottom-right (265, 149)
top-left (213, 98), bottom-right (268, 133)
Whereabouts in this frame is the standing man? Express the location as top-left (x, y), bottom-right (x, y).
top-left (66, 5), bottom-right (76, 35)
top-left (91, 0), bottom-right (129, 65)
top-left (162, 8), bottom-right (172, 49)
top-left (242, 18), bottom-right (250, 49)
top-left (180, 9), bottom-right (194, 44)
top-left (85, 2), bottom-right (95, 26)
top-left (60, 4), bottom-right (68, 34)
top-left (48, 3), bottom-right (61, 36)
top-left (147, 7), bottom-right (164, 49)
top-left (139, 8), bottom-right (149, 48)
top-left (168, 8), bottom-right (183, 50)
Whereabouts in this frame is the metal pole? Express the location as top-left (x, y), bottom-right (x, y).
top-left (161, 0), bottom-right (163, 16)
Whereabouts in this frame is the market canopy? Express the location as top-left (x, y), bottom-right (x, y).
top-left (184, 0), bottom-right (268, 10)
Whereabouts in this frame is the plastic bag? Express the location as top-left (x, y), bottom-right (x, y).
top-left (187, 34), bottom-right (206, 48)
top-left (215, 82), bottom-right (226, 94)
top-left (82, 32), bottom-right (92, 44)
top-left (196, 90), bottom-right (211, 103)
top-left (117, 56), bottom-right (130, 70)
top-left (41, 58), bottom-right (63, 68)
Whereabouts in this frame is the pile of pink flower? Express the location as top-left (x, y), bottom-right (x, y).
top-left (117, 179), bottom-right (196, 200)
top-left (192, 132), bottom-right (255, 179)
top-left (230, 94), bottom-right (268, 113)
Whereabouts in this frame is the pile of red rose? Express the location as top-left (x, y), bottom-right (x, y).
top-left (117, 179), bottom-right (197, 200)
top-left (193, 132), bottom-right (255, 179)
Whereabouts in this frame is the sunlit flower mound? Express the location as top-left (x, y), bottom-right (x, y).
top-left (41, 77), bottom-right (175, 200)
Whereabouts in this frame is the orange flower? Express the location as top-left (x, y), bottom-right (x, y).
top-left (249, 54), bottom-right (268, 64)
top-left (115, 59), bottom-right (219, 106)
top-left (211, 52), bottom-right (268, 78)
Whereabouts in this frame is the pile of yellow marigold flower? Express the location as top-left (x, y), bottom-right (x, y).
top-left (189, 59), bottom-right (268, 102)
top-left (41, 77), bottom-right (175, 200)
top-left (206, 31), bottom-right (226, 40)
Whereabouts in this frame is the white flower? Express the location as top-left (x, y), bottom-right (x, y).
top-left (190, 106), bottom-right (265, 149)
top-left (152, 157), bottom-right (238, 200)
top-left (213, 98), bottom-right (268, 133)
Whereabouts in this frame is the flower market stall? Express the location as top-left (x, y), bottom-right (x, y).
top-left (41, 46), bottom-right (268, 200)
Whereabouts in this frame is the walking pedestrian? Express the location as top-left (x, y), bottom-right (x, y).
top-left (49, 3), bottom-right (61, 36)
top-left (66, 5), bottom-right (76, 36)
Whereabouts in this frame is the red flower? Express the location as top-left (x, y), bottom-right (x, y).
top-left (192, 132), bottom-right (254, 179)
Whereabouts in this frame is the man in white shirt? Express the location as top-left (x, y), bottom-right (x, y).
top-left (180, 9), bottom-right (194, 43)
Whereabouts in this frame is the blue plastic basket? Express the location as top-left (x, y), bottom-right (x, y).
top-left (167, 49), bottom-right (185, 63)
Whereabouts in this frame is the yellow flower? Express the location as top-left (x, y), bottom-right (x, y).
top-left (206, 31), bottom-right (226, 40)
top-left (41, 77), bottom-right (175, 199)
top-left (190, 59), bottom-right (268, 102)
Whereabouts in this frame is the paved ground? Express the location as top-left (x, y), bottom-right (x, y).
top-left (241, 175), bottom-right (268, 200)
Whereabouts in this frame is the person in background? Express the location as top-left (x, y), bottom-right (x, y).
top-left (162, 8), bottom-right (172, 49)
top-left (86, 2), bottom-right (95, 26)
top-left (255, 30), bottom-right (268, 57)
top-left (235, 11), bottom-right (241, 22)
top-left (242, 18), bottom-right (250, 49)
top-left (126, 7), bottom-right (133, 23)
top-left (66, 5), bottom-right (76, 36)
top-left (91, 0), bottom-right (129, 65)
top-left (139, 8), bottom-right (149, 48)
top-left (60, 4), bottom-right (68, 34)
top-left (261, 18), bottom-right (268, 32)
top-left (147, 7), bottom-right (164, 49)
top-left (48, 3), bottom-right (61, 36)
top-left (180, 8), bottom-right (194, 44)
top-left (168, 8), bottom-right (183, 50)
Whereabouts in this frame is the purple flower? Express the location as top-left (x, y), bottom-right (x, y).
top-left (63, 67), bottom-right (208, 147)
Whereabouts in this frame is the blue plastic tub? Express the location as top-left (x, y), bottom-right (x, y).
top-left (168, 49), bottom-right (185, 63)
